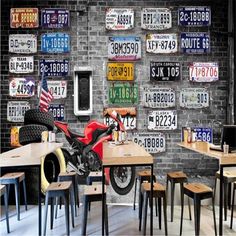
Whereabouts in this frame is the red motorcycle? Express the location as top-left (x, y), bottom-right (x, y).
top-left (54, 111), bottom-right (136, 195)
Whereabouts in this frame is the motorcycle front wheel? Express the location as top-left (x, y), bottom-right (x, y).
top-left (109, 166), bottom-right (136, 195)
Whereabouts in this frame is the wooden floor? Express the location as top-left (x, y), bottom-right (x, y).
top-left (0, 203), bottom-right (235, 235)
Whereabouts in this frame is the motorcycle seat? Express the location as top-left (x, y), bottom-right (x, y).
top-left (68, 128), bottom-right (85, 139)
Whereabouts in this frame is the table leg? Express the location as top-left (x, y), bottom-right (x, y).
top-left (219, 165), bottom-right (223, 235)
top-left (150, 164), bottom-right (153, 236)
top-left (38, 166), bottom-right (41, 236)
top-left (102, 167), bottom-right (105, 236)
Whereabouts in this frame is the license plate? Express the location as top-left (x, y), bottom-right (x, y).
top-left (141, 8), bottom-right (172, 30)
top-left (107, 62), bottom-right (134, 81)
top-left (180, 32), bottom-right (210, 53)
top-left (180, 88), bottom-right (209, 109)
top-left (108, 82), bottom-right (138, 104)
top-left (10, 8), bottom-right (39, 28)
top-left (39, 59), bottom-right (69, 77)
top-left (9, 34), bottom-right (37, 54)
top-left (193, 127), bottom-right (213, 143)
top-left (104, 107), bottom-right (137, 130)
top-left (108, 36), bottom-right (141, 61)
top-left (11, 126), bottom-right (22, 147)
top-left (49, 104), bottom-right (64, 121)
top-left (9, 56), bottom-right (34, 74)
top-left (189, 62), bottom-right (219, 82)
top-left (106, 8), bottom-right (134, 30)
top-left (38, 80), bottom-right (67, 99)
top-left (7, 101), bottom-right (30, 122)
top-left (41, 9), bottom-right (70, 28)
top-left (178, 6), bottom-right (211, 26)
top-left (148, 110), bottom-right (177, 130)
top-left (41, 33), bottom-right (70, 53)
top-left (133, 133), bottom-right (166, 153)
top-left (143, 88), bottom-right (175, 108)
top-left (146, 34), bottom-right (178, 53)
top-left (150, 62), bottom-right (181, 81)
top-left (9, 77), bottom-right (35, 97)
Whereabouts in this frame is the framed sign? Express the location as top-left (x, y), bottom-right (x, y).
top-left (178, 6), bottom-right (211, 26)
top-left (143, 88), bottom-right (175, 108)
top-left (107, 62), bottom-right (134, 81)
top-left (10, 8), bottom-right (39, 28)
top-left (39, 59), bottom-right (69, 77)
top-left (7, 101), bottom-right (30, 122)
top-left (108, 82), bottom-right (138, 104)
top-left (180, 32), bottom-right (210, 53)
top-left (148, 110), bottom-right (177, 130)
top-left (49, 104), bottom-right (64, 121)
top-left (9, 77), bottom-right (35, 97)
top-left (9, 34), bottom-right (37, 54)
top-left (150, 62), bottom-right (181, 81)
top-left (189, 62), bottom-right (219, 82)
top-left (41, 33), bottom-right (70, 53)
top-left (180, 88), bottom-right (209, 109)
top-left (9, 56), bottom-right (34, 74)
top-left (104, 107), bottom-right (137, 130)
top-left (133, 132), bottom-right (166, 153)
top-left (105, 8), bottom-right (134, 30)
top-left (108, 36), bottom-right (141, 61)
top-left (141, 8), bottom-right (172, 30)
top-left (146, 34), bottom-right (178, 54)
top-left (41, 9), bottom-right (70, 28)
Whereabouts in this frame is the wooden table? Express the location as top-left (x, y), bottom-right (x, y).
top-left (0, 142), bottom-right (63, 235)
top-left (177, 141), bottom-right (236, 235)
top-left (102, 141), bottom-right (154, 235)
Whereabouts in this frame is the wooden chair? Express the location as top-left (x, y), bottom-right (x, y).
top-left (230, 181), bottom-right (236, 229)
top-left (43, 181), bottom-right (75, 236)
top-left (0, 172), bottom-right (27, 221)
top-left (0, 185), bottom-right (10, 233)
top-left (180, 183), bottom-right (217, 236)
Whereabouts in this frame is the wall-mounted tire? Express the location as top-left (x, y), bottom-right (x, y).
top-left (41, 148), bottom-right (66, 194)
top-left (24, 109), bottom-right (54, 131)
top-left (19, 124), bottom-right (48, 145)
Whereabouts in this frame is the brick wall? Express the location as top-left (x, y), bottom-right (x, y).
top-left (1, 0), bottom-right (228, 202)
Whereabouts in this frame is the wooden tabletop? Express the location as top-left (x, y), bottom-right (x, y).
top-left (103, 141), bottom-right (153, 166)
top-left (0, 142), bottom-right (63, 167)
top-left (177, 141), bottom-right (236, 166)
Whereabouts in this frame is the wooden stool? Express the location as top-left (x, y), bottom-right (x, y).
top-left (86, 171), bottom-right (103, 185)
top-left (0, 172), bottom-right (27, 221)
top-left (230, 181), bottom-right (236, 229)
top-left (166, 171), bottom-right (191, 222)
top-left (0, 185), bottom-right (10, 233)
top-left (82, 185), bottom-right (109, 235)
top-left (43, 181), bottom-right (75, 236)
top-left (55, 172), bottom-right (79, 218)
top-left (180, 183), bottom-right (217, 236)
top-left (214, 170), bottom-right (236, 221)
top-left (139, 182), bottom-right (168, 235)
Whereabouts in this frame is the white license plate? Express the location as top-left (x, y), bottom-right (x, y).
top-left (38, 80), bottom-right (67, 99)
top-left (146, 34), bottom-right (178, 53)
top-left (9, 56), bottom-right (34, 73)
top-left (106, 8), bottom-right (134, 30)
top-left (148, 110), bottom-right (177, 130)
top-left (141, 8), bottom-right (172, 30)
top-left (9, 77), bottom-right (35, 97)
top-left (143, 88), bottom-right (175, 108)
top-left (133, 133), bottom-right (166, 153)
top-left (7, 101), bottom-right (30, 122)
top-left (180, 88), bottom-right (209, 109)
top-left (9, 34), bottom-right (37, 53)
top-left (189, 62), bottom-right (219, 82)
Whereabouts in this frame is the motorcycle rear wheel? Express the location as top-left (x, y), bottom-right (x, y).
top-left (110, 166), bottom-right (136, 195)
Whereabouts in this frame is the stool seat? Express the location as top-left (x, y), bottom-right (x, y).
top-left (0, 185), bottom-right (10, 233)
top-left (84, 184), bottom-right (105, 195)
top-left (184, 183), bottom-right (213, 194)
top-left (47, 181), bottom-right (72, 191)
top-left (167, 171), bottom-right (187, 180)
top-left (137, 169), bottom-right (152, 177)
top-left (142, 182), bottom-right (165, 193)
top-left (0, 172), bottom-right (25, 182)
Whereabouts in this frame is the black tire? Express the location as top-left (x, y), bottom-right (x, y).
top-left (110, 166), bottom-right (136, 195)
top-left (19, 124), bottom-right (48, 145)
top-left (24, 109), bottom-right (54, 131)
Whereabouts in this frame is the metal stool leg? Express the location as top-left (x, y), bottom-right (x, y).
top-left (4, 190), bottom-right (10, 233)
top-left (14, 182), bottom-right (20, 221)
top-left (180, 184), bottom-right (184, 236)
top-left (50, 198), bottom-right (54, 230)
top-left (64, 195), bottom-right (70, 236)
top-left (43, 194), bottom-right (49, 236)
top-left (143, 192), bottom-right (148, 236)
top-left (158, 197), bottom-right (161, 230)
top-left (163, 194), bottom-right (168, 236)
top-left (230, 185), bottom-right (235, 229)
top-left (133, 177), bottom-right (137, 210)
top-left (170, 180), bottom-right (175, 222)
top-left (22, 178), bottom-right (27, 211)
top-left (82, 196), bottom-right (88, 235)
top-left (212, 195), bottom-right (217, 236)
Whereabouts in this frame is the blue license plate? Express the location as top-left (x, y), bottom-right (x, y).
top-left (49, 104), bottom-right (64, 121)
top-left (178, 7), bottom-right (211, 26)
top-left (180, 32), bottom-right (210, 54)
top-left (41, 9), bottom-right (70, 28)
top-left (41, 33), bottom-right (70, 53)
top-left (39, 59), bottom-right (69, 77)
top-left (193, 127), bottom-right (213, 143)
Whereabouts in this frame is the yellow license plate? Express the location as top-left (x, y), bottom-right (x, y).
top-left (107, 62), bottom-right (134, 81)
